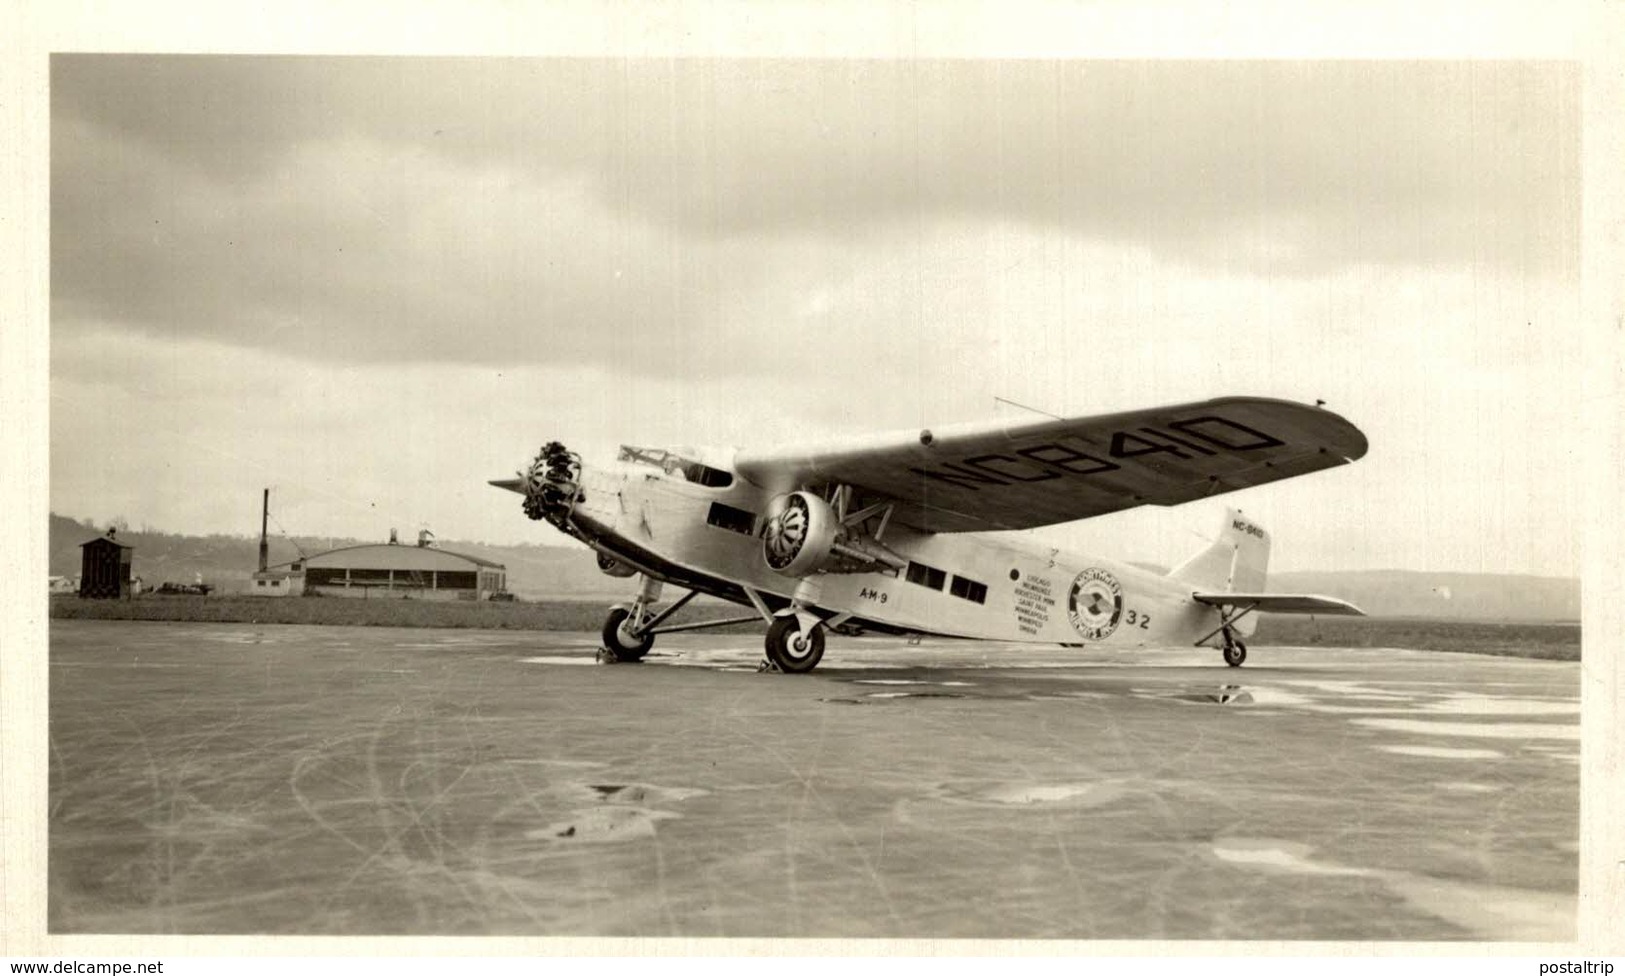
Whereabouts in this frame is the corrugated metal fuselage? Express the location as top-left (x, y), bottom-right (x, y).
top-left (561, 459), bottom-right (1230, 648)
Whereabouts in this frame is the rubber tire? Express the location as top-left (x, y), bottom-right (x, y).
top-left (765, 615), bottom-right (825, 674)
top-left (1224, 640), bottom-right (1247, 668)
top-left (602, 607), bottom-right (653, 661)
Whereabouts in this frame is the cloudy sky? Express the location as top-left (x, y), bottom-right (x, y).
top-left (49, 55), bottom-right (1582, 576)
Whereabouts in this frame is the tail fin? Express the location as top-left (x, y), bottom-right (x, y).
top-left (1169, 508), bottom-right (1271, 594)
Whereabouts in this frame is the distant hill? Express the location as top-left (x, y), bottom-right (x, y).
top-left (49, 513), bottom-right (1579, 620)
top-left (1267, 570), bottom-right (1579, 623)
top-left (48, 513), bottom-right (619, 599)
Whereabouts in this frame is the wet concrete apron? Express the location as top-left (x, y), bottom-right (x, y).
top-left (48, 622), bottom-right (1579, 940)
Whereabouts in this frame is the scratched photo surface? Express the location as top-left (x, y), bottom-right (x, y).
top-left (44, 54), bottom-right (1584, 942)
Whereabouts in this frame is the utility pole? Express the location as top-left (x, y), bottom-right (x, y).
top-left (258, 488), bottom-right (270, 573)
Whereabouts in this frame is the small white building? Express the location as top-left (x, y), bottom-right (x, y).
top-left (249, 568), bottom-right (305, 597)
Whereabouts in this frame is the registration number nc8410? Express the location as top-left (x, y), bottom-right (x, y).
top-left (908, 416), bottom-right (1284, 491)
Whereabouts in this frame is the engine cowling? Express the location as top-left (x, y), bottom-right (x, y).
top-left (762, 491), bottom-right (840, 578)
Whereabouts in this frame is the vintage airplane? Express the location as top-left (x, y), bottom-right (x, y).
top-left (491, 396), bottom-right (1368, 672)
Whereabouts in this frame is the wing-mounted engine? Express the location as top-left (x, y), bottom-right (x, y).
top-left (520, 441), bottom-right (582, 527)
top-left (761, 490), bottom-right (908, 579)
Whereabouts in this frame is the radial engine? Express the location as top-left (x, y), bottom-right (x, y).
top-left (760, 490), bottom-right (908, 579)
top-left (519, 441), bottom-right (582, 526)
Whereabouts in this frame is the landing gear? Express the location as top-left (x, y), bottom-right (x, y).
top-left (601, 606), bottom-right (654, 662)
top-left (600, 576), bottom-right (667, 662)
top-left (764, 615), bottom-right (825, 674)
top-left (1195, 599), bottom-right (1260, 668)
top-left (596, 574), bottom-right (768, 664)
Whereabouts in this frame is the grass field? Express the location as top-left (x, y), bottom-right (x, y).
top-left (46, 593), bottom-right (757, 634)
top-left (48, 594), bottom-right (1579, 660)
top-left (1249, 615), bottom-right (1579, 661)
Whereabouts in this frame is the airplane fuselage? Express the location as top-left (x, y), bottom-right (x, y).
top-left (560, 450), bottom-right (1234, 650)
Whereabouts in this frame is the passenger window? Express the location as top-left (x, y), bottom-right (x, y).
top-left (906, 561), bottom-right (946, 590)
top-left (706, 502), bottom-right (757, 535)
top-left (950, 575), bottom-right (988, 604)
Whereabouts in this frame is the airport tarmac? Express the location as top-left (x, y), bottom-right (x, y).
top-left (48, 620), bottom-right (1578, 941)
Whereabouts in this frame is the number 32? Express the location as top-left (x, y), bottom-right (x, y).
top-left (1125, 609), bottom-right (1151, 629)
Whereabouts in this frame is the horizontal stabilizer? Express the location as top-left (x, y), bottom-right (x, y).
top-left (1192, 592), bottom-right (1365, 616)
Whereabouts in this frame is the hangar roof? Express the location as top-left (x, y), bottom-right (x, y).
top-left (302, 544), bottom-right (505, 571)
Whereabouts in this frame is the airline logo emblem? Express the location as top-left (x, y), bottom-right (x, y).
top-left (1067, 568), bottom-right (1123, 641)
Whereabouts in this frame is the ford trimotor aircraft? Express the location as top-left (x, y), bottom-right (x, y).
top-left (492, 397), bottom-right (1368, 673)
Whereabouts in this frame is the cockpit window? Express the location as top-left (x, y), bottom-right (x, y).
top-left (617, 445), bottom-right (734, 488)
top-left (691, 465), bottom-right (733, 487)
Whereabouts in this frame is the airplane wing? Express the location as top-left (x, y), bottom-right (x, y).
top-left (1191, 593), bottom-right (1366, 616)
top-left (733, 397), bottom-right (1367, 533)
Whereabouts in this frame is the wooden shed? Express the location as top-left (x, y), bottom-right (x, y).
top-left (79, 531), bottom-right (133, 599)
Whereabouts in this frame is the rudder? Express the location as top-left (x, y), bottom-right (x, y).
top-left (1168, 507), bottom-right (1271, 595)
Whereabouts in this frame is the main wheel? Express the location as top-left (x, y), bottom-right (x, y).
top-left (1223, 640), bottom-right (1247, 668)
top-left (764, 615), bottom-right (825, 674)
top-left (602, 607), bottom-right (653, 661)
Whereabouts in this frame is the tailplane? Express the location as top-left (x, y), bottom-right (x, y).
top-left (1174, 508), bottom-right (1365, 665)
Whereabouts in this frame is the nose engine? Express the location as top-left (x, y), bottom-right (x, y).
top-left (520, 441), bottom-right (582, 525)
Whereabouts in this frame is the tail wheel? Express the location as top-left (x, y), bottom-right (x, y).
top-left (1223, 640), bottom-right (1247, 668)
top-left (602, 607), bottom-right (653, 661)
top-left (765, 615), bottom-right (825, 674)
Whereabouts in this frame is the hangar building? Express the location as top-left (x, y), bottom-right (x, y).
top-left (298, 531), bottom-right (507, 600)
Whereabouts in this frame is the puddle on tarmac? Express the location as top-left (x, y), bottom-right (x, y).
top-left (1026, 690), bottom-right (1115, 701)
top-left (1211, 837), bottom-right (1575, 940)
top-left (526, 781), bottom-right (706, 843)
top-left (851, 678), bottom-right (977, 688)
top-left (581, 782), bottom-right (708, 804)
top-left (1382, 876), bottom-right (1575, 942)
top-left (864, 691), bottom-right (970, 700)
top-left (518, 656), bottom-right (602, 666)
top-left (1418, 696), bottom-right (1578, 717)
top-left (1377, 745), bottom-right (1503, 760)
top-left (936, 780), bottom-right (1131, 808)
top-left (1276, 680), bottom-right (1417, 701)
top-left (1211, 839), bottom-right (1367, 876)
top-left (1130, 684), bottom-right (1292, 706)
top-left (1351, 718), bottom-right (1579, 741)
top-left (1437, 781), bottom-right (1502, 794)
top-left (529, 806), bottom-right (680, 843)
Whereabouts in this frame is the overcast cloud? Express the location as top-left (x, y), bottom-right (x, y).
top-left (49, 56), bottom-right (1582, 575)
